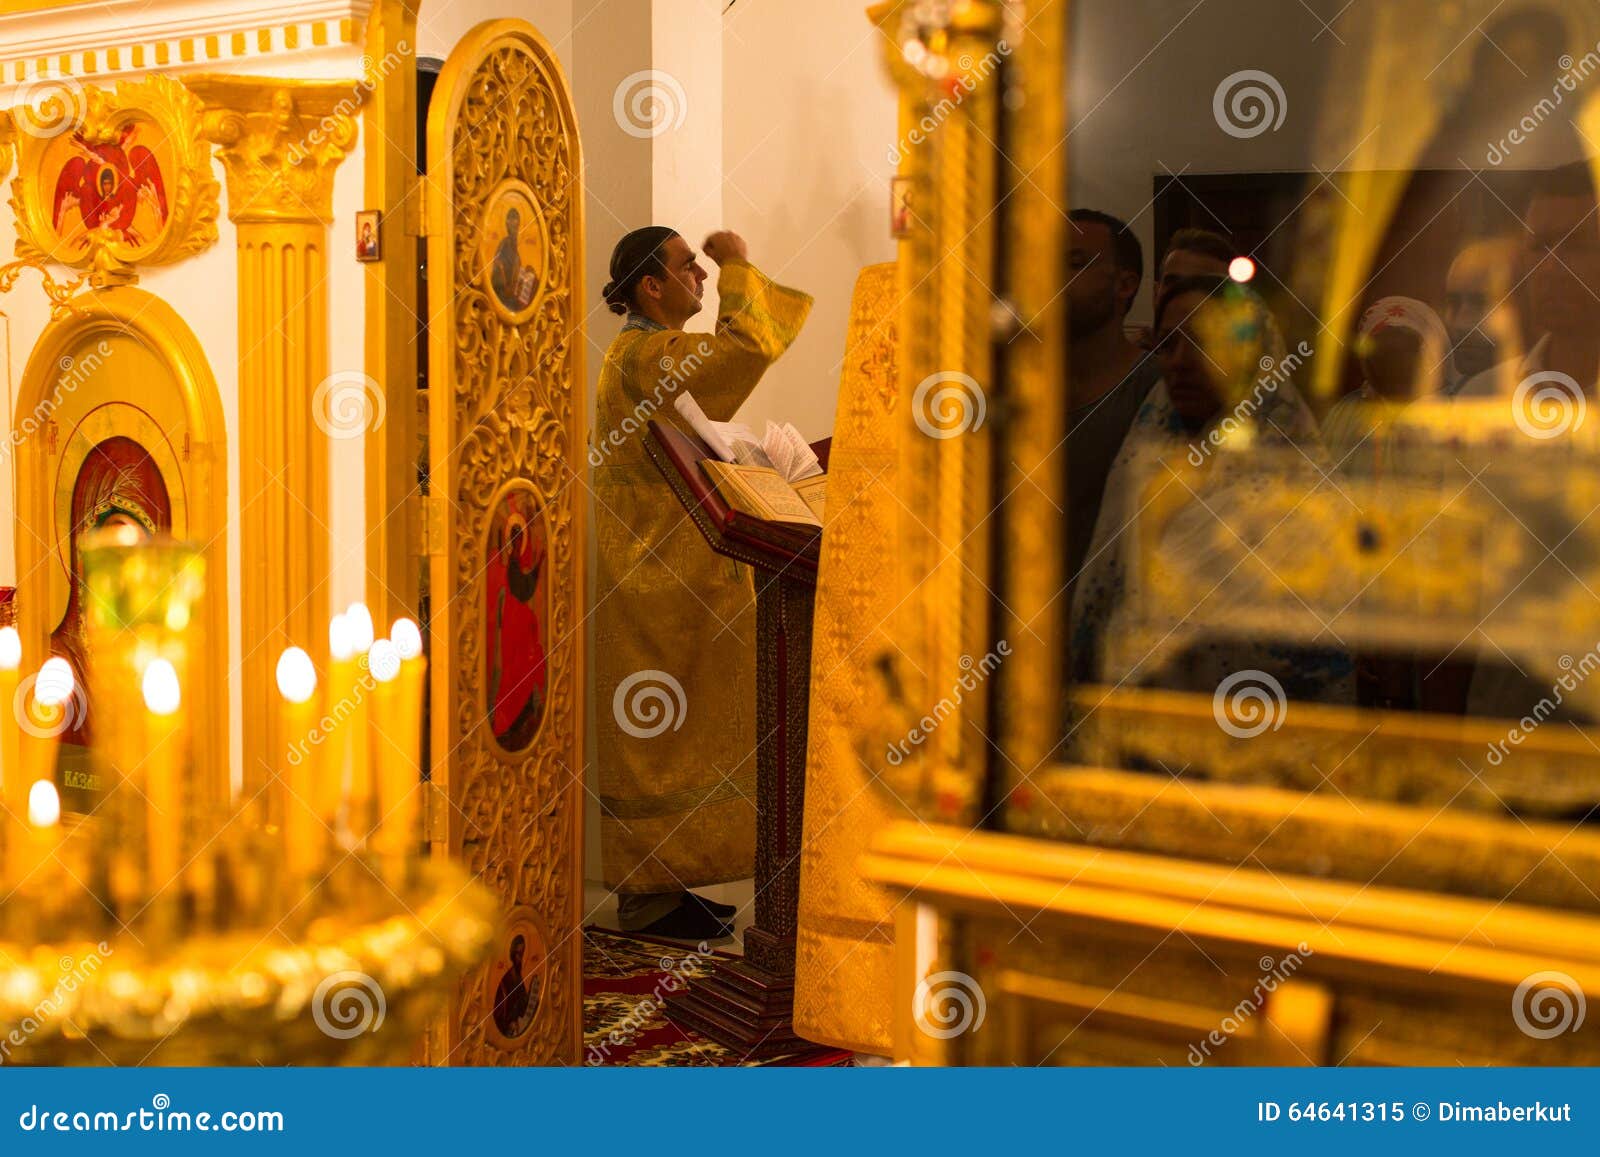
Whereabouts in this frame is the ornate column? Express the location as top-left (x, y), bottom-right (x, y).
top-left (186, 77), bottom-right (359, 797)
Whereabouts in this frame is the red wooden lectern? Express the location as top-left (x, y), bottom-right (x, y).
top-left (641, 419), bottom-right (827, 1058)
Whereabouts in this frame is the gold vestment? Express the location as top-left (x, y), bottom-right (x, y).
top-left (793, 263), bottom-right (905, 1054)
top-left (594, 259), bottom-right (812, 893)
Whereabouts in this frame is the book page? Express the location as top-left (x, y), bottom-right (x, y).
top-left (793, 474), bottom-right (827, 521)
top-left (702, 461), bottom-right (822, 528)
top-left (763, 421), bottom-right (822, 482)
top-left (673, 392), bottom-right (738, 461)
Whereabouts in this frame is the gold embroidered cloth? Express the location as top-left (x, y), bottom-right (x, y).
top-left (793, 263), bottom-right (905, 1054)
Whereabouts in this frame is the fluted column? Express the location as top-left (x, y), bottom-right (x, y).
top-left (187, 77), bottom-right (359, 799)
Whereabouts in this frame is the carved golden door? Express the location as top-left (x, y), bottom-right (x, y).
top-left (423, 19), bottom-right (585, 1066)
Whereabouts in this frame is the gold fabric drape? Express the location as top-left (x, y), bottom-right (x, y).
top-left (794, 263), bottom-right (906, 1055)
top-left (594, 260), bottom-right (812, 893)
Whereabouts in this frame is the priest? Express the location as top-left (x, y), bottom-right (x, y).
top-left (592, 226), bottom-right (812, 941)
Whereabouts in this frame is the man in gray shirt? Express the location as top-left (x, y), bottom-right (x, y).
top-left (1064, 209), bottom-right (1161, 616)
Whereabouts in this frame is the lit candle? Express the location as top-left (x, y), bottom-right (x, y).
top-left (141, 657), bottom-right (182, 910)
top-left (276, 646), bottom-right (319, 882)
top-left (20, 778), bottom-right (62, 887)
top-left (0, 626), bottom-right (22, 884)
top-left (344, 603), bottom-right (375, 845)
top-left (387, 618), bottom-right (426, 861)
top-left (19, 657), bottom-right (74, 806)
top-left (368, 637), bottom-right (400, 864)
top-left (325, 612), bottom-right (355, 833)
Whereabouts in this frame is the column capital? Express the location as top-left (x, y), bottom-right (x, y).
top-left (185, 76), bottom-right (363, 225)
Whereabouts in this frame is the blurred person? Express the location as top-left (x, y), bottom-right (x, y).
top-left (1064, 209), bottom-right (1160, 612)
top-left (1443, 237), bottom-right (1524, 393)
top-left (1156, 226), bottom-right (1237, 299)
top-left (1323, 296), bottom-right (1451, 471)
top-left (1459, 163), bottom-right (1600, 398)
top-left (1067, 276), bottom-right (1345, 703)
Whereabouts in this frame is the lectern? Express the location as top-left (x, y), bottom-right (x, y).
top-left (642, 418), bottom-right (826, 1057)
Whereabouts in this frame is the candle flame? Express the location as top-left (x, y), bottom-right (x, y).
top-left (35, 656), bottom-right (75, 706)
top-left (329, 612), bottom-right (355, 661)
top-left (276, 646), bottom-right (317, 704)
top-left (0, 626), bottom-right (20, 670)
top-left (345, 603), bottom-right (375, 651)
top-left (368, 638), bottom-right (401, 683)
top-left (390, 618), bottom-right (422, 661)
top-left (28, 779), bottom-right (60, 828)
top-left (142, 658), bottom-right (182, 716)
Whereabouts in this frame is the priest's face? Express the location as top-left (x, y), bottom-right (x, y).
top-left (650, 234), bottom-right (708, 326)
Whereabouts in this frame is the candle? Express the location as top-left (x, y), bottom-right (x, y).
top-left (276, 646), bottom-right (319, 882)
top-left (325, 613), bottom-right (355, 834)
top-left (388, 618), bottom-right (426, 860)
top-left (141, 657), bottom-right (182, 913)
top-left (20, 778), bottom-right (62, 887)
top-left (344, 603), bottom-right (374, 845)
top-left (0, 626), bottom-right (22, 884)
top-left (368, 643), bottom-right (403, 876)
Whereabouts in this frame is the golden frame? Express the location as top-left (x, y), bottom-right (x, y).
top-left (6, 74), bottom-right (220, 285)
top-left (974, 0), bottom-right (1600, 904)
top-left (12, 286), bottom-right (230, 810)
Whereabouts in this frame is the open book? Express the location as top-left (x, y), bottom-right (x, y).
top-left (673, 392), bottom-right (823, 482)
top-left (675, 391), bottom-right (826, 527)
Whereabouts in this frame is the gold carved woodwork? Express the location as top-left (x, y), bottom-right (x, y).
top-left (6, 74), bottom-right (220, 287)
top-left (184, 75), bottom-right (359, 805)
top-left (865, 0), bottom-right (1009, 825)
top-left (185, 76), bottom-right (360, 223)
top-left (424, 18), bottom-right (585, 1067)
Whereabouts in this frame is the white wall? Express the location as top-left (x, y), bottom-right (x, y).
top-left (721, 0), bottom-right (897, 440)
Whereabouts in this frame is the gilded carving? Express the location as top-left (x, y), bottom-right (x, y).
top-left (6, 75), bottom-right (219, 286)
top-left (425, 21), bottom-right (584, 1067)
top-left (185, 76), bottom-right (361, 224)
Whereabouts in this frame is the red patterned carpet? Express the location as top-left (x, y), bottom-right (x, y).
top-left (582, 927), bottom-right (853, 1067)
